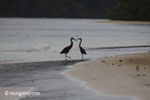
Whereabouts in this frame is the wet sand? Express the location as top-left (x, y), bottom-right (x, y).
top-left (66, 52), bottom-right (150, 100)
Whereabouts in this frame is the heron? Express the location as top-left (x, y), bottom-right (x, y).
top-left (60, 37), bottom-right (76, 60)
top-left (77, 38), bottom-right (87, 60)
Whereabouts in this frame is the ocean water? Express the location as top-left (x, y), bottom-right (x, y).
top-left (1, 18), bottom-right (149, 100)
top-left (0, 18), bottom-right (150, 63)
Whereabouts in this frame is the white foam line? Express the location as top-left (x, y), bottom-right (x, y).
top-left (63, 60), bottom-right (137, 100)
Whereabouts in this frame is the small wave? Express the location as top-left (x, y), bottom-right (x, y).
top-left (87, 45), bottom-right (150, 50)
top-left (0, 46), bottom-right (51, 53)
top-left (0, 60), bottom-right (84, 73)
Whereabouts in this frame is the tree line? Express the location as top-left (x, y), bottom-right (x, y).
top-left (0, 0), bottom-right (115, 18)
top-left (1, 0), bottom-right (149, 21)
top-left (106, 0), bottom-right (150, 21)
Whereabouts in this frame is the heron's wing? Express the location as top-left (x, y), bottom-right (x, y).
top-left (80, 47), bottom-right (87, 55)
top-left (60, 46), bottom-right (71, 54)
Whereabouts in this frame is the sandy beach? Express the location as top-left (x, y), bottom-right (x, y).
top-left (66, 52), bottom-right (150, 100)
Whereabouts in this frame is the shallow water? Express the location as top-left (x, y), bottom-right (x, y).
top-left (0, 18), bottom-right (150, 63)
top-left (0, 60), bottom-right (134, 100)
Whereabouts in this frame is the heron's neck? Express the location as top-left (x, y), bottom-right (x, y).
top-left (70, 39), bottom-right (73, 47)
top-left (79, 40), bottom-right (82, 47)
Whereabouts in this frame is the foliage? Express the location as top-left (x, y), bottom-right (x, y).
top-left (106, 0), bottom-right (150, 21)
top-left (0, 0), bottom-right (115, 18)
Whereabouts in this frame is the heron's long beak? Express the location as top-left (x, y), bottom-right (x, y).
top-left (76, 38), bottom-right (80, 40)
top-left (73, 38), bottom-right (77, 41)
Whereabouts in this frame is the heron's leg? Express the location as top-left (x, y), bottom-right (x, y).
top-left (65, 54), bottom-right (67, 60)
top-left (82, 54), bottom-right (83, 60)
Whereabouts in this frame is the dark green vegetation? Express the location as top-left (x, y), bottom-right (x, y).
top-left (0, 0), bottom-right (115, 18)
top-left (107, 0), bottom-right (150, 21)
top-left (1, 0), bottom-right (149, 21)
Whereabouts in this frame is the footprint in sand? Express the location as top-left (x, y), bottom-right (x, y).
top-left (136, 65), bottom-right (141, 72)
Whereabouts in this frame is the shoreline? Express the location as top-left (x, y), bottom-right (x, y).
top-left (0, 59), bottom-right (88, 100)
top-left (65, 52), bottom-right (150, 100)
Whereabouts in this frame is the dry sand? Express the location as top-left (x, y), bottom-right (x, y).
top-left (65, 52), bottom-right (150, 100)
top-left (97, 20), bottom-right (150, 24)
